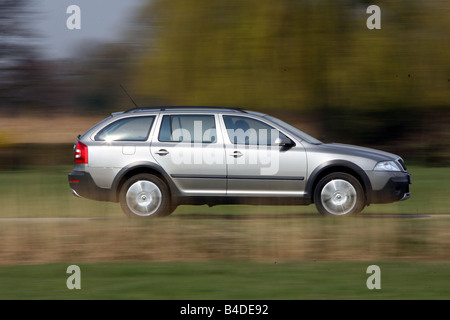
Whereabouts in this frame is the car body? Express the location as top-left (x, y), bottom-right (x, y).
top-left (68, 106), bottom-right (411, 217)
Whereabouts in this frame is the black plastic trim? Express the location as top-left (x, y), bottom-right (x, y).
top-left (370, 174), bottom-right (411, 204)
top-left (305, 160), bottom-right (372, 203)
top-left (110, 161), bottom-right (182, 202)
top-left (68, 171), bottom-right (113, 202)
top-left (176, 195), bottom-right (311, 206)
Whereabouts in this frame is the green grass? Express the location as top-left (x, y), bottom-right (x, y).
top-left (0, 166), bottom-right (448, 218)
top-left (0, 261), bottom-right (449, 300)
top-left (0, 166), bottom-right (118, 218)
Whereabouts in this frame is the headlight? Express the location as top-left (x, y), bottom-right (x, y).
top-left (374, 161), bottom-right (402, 172)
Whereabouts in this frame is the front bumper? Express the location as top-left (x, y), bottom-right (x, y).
top-left (367, 171), bottom-right (412, 204)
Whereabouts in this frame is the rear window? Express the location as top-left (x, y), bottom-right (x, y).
top-left (95, 116), bottom-right (155, 141)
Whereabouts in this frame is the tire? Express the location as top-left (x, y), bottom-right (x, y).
top-left (314, 172), bottom-right (365, 217)
top-left (119, 174), bottom-right (175, 218)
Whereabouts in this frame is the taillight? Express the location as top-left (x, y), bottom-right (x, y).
top-left (74, 141), bottom-right (88, 164)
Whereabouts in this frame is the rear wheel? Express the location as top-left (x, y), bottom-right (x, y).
top-left (314, 172), bottom-right (365, 217)
top-left (119, 174), bottom-right (175, 218)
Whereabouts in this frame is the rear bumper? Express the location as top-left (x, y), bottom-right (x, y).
top-left (68, 170), bottom-right (115, 202)
top-left (368, 172), bottom-right (412, 204)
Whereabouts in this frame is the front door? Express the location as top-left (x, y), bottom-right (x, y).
top-left (221, 115), bottom-right (307, 197)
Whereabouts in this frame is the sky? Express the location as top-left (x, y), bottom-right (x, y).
top-left (29, 0), bottom-right (146, 59)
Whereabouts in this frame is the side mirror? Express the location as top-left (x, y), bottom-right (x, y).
top-left (274, 136), bottom-right (294, 147)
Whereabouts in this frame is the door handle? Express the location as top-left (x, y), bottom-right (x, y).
top-left (230, 151), bottom-right (243, 158)
top-left (155, 149), bottom-right (169, 156)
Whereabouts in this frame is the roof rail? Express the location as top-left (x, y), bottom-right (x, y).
top-left (123, 106), bottom-right (247, 113)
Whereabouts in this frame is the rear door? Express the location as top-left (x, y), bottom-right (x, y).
top-left (150, 113), bottom-right (227, 195)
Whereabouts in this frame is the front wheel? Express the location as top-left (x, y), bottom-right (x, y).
top-left (119, 174), bottom-right (175, 218)
top-left (314, 173), bottom-right (365, 217)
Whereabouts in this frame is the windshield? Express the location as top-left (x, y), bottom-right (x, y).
top-left (263, 114), bottom-right (322, 145)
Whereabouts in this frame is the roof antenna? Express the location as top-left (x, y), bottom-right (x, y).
top-left (120, 84), bottom-right (139, 108)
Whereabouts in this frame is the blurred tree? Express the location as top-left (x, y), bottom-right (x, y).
top-left (130, 0), bottom-right (357, 109)
top-left (0, 0), bottom-right (39, 114)
top-left (131, 0), bottom-right (450, 112)
top-left (73, 44), bottom-right (136, 114)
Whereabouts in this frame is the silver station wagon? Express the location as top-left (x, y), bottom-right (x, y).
top-left (68, 107), bottom-right (411, 217)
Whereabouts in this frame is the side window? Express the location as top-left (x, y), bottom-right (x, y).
top-left (223, 115), bottom-right (288, 145)
top-left (158, 115), bottom-right (216, 143)
top-left (95, 116), bottom-right (155, 141)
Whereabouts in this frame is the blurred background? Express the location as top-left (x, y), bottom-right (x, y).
top-left (0, 0), bottom-right (449, 299)
top-left (1, 0), bottom-right (449, 167)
